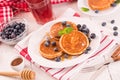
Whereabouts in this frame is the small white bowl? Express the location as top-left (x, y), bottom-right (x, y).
top-left (10, 56), bottom-right (25, 71)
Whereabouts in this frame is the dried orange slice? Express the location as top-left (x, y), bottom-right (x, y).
top-left (59, 30), bottom-right (89, 55)
top-left (50, 21), bottom-right (78, 39)
top-left (40, 38), bottom-right (63, 59)
top-left (88, 0), bottom-right (114, 10)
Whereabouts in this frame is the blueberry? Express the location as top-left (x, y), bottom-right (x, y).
top-left (86, 46), bottom-right (91, 51)
top-left (79, 25), bottom-right (87, 31)
top-left (12, 22), bottom-right (18, 28)
top-left (77, 24), bottom-right (81, 29)
top-left (81, 24), bottom-right (87, 29)
top-left (51, 41), bottom-right (56, 46)
top-left (13, 29), bottom-right (17, 33)
top-left (55, 57), bottom-right (61, 62)
top-left (113, 31), bottom-right (118, 36)
top-left (113, 26), bottom-right (118, 30)
top-left (46, 39), bottom-right (50, 44)
top-left (15, 32), bottom-right (20, 36)
top-left (84, 50), bottom-right (88, 54)
top-left (44, 41), bottom-right (50, 47)
top-left (101, 22), bottom-right (106, 26)
top-left (61, 21), bottom-right (66, 26)
top-left (21, 26), bottom-right (25, 31)
top-left (10, 33), bottom-right (16, 39)
top-left (90, 33), bottom-right (96, 39)
top-left (111, 3), bottom-right (117, 7)
top-left (55, 36), bottom-right (61, 39)
top-left (54, 47), bottom-right (59, 52)
top-left (95, 10), bottom-right (99, 13)
top-left (88, 38), bottom-right (91, 43)
top-left (64, 54), bottom-right (68, 58)
top-left (66, 24), bottom-right (71, 27)
top-left (18, 29), bottom-right (23, 34)
top-left (111, 20), bottom-right (115, 24)
top-left (1, 34), bottom-right (6, 39)
top-left (15, 25), bottom-right (20, 29)
top-left (7, 30), bottom-right (12, 35)
top-left (81, 28), bottom-right (90, 34)
top-left (19, 23), bottom-right (25, 27)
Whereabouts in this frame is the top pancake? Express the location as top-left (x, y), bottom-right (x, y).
top-left (88, 0), bottom-right (115, 10)
top-left (50, 21), bottom-right (78, 39)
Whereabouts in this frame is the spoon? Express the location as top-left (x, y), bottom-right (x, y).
top-left (0, 69), bottom-right (35, 80)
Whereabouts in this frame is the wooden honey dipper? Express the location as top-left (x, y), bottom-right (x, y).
top-left (111, 44), bottom-right (120, 61)
top-left (0, 69), bottom-right (35, 80)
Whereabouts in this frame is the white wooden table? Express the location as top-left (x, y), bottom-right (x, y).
top-left (0, 1), bottom-right (120, 80)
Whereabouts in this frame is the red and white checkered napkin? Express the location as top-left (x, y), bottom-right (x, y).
top-left (14, 8), bottom-right (116, 80)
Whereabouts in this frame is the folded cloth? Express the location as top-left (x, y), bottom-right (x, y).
top-left (14, 8), bottom-right (116, 80)
top-left (0, 0), bottom-right (73, 28)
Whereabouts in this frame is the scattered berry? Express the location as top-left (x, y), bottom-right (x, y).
top-left (111, 20), bottom-right (115, 24)
top-left (113, 31), bottom-right (118, 36)
top-left (113, 26), bottom-right (118, 30)
top-left (95, 10), bottom-right (99, 13)
top-left (101, 22), bottom-right (106, 26)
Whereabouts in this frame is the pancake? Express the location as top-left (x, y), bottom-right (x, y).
top-left (40, 38), bottom-right (63, 59)
top-left (88, 0), bottom-right (115, 10)
top-left (50, 21), bottom-right (78, 40)
top-left (59, 30), bottom-right (89, 55)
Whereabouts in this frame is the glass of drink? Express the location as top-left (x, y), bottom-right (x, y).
top-left (25, 0), bottom-right (53, 24)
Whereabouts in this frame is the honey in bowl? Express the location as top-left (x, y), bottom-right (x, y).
top-left (11, 57), bottom-right (23, 66)
top-left (11, 57), bottom-right (25, 71)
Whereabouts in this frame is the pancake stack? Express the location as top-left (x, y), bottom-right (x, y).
top-left (88, 0), bottom-right (115, 10)
top-left (39, 21), bottom-right (89, 60)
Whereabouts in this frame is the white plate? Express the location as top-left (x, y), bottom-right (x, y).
top-left (28, 17), bottom-right (101, 68)
top-left (77, 0), bottom-right (120, 16)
